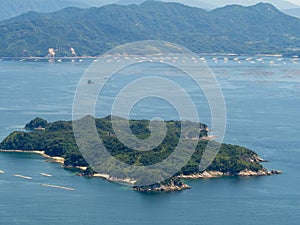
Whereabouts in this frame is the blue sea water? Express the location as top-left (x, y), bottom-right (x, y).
top-left (0, 57), bottom-right (299, 225)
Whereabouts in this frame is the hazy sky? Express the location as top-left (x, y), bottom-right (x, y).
top-left (244, 0), bottom-right (300, 5)
top-left (287, 0), bottom-right (300, 6)
top-left (290, 0), bottom-right (300, 5)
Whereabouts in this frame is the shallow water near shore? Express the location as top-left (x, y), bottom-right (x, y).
top-left (0, 57), bottom-right (299, 224)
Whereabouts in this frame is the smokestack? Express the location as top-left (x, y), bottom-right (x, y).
top-left (48, 48), bottom-right (56, 57)
top-left (70, 47), bottom-right (76, 56)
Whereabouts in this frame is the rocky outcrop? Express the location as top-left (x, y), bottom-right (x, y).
top-left (270, 170), bottom-right (283, 175)
top-left (85, 173), bottom-right (137, 185)
top-left (178, 171), bottom-right (227, 179)
top-left (178, 169), bottom-right (282, 179)
top-left (133, 183), bottom-right (191, 192)
top-left (24, 117), bottom-right (48, 130)
top-left (238, 169), bottom-right (282, 176)
top-left (251, 155), bottom-right (270, 163)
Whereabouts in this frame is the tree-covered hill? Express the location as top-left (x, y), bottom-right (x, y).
top-left (1, 1), bottom-right (300, 57)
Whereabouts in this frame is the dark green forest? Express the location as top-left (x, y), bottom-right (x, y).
top-left (0, 116), bottom-right (263, 180)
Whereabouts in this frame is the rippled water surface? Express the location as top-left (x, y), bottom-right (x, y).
top-left (0, 57), bottom-right (299, 225)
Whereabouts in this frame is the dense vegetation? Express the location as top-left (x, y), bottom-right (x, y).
top-left (0, 1), bottom-right (300, 57)
top-left (0, 116), bottom-right (263, 181)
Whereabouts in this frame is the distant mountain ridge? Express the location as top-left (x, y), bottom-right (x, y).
top-left (1, 0), bottom-right (299, 21)
top-left (1, 1), bottom-right (300, 57)
top-left (204, 0), bottom-right (299, 9)
top-left (0, 0), bottom-right (89, 21)
top-left (75, 0), bottom-right (300, 9)
top-left (284, 7), bottom-right (300, 18)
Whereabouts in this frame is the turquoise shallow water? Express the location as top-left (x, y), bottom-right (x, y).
top-left (0, 57), bottom-right (299, 225)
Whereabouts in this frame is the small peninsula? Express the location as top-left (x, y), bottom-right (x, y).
top-left (0, 117), bottom-right (281, 192)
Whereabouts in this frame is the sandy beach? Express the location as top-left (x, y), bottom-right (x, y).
top-left (93, 173), bottom-right (136, 185)
top-left (0, 150), bottom-right (137, 185)
top-left (0, 150), bottom-right (65, 164)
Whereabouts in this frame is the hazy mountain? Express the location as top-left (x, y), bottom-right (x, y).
top-left (88, 0), bottom-right (298, 10)
top-left (162, 0), bottom-right (216, 9)
top-left (115, 0), bottom-right (147, 5)
top-left (1, 1), bottom-right (300, 57)
top-left (79, 0), bottom-right (216, 9)
top-left (0, 0), bottom-right (89, 21)
top-left (202, 0), bottom-right (299, 10)
top-left (112, 0), bottom-right (299, 10)
top-left (1, 0), bottom-right (297, 22)
top-left (72, 0), bottom-right (118, 7)
top-left (0, 0), bottom-right (213, 21)
top-left (284, 7), bottom-right (300, 18)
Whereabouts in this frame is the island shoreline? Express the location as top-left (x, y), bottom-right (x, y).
top-left (0, 149), bottom-right (65, 164)
top-left (0, 149), bottom-right (282, 192)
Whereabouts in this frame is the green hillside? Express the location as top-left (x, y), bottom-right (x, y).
top-left (1, 1), bottom-right (300, 57)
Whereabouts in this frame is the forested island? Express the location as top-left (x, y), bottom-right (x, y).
top-left (0, 117), bottom-right (281, 192)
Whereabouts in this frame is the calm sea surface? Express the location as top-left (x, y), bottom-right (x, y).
top-left (0, 57), bottom-right (299, 225)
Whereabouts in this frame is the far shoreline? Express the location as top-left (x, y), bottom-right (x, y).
top-left (0, 53), bottom-right (291, 61)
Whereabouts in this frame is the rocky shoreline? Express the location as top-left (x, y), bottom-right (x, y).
top-left (237, 169), bottom-right (282, 176)
top-left (133, 183), bottom-right (191, 192)
top-left (0, 150), bottom-right (282, 192)
top-left (91, 173), bottom-right (137, 185)
top-left (178, 169), bottom-right (282, 180)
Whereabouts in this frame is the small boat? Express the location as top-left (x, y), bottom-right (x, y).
top-left (0, 170), bottom-right (4, 174)
top-left (41, 184), bottom-right (75, 191)
top-left (14, 174), bottom-right (33, 180)
top-left (40, 173), bottom-right (52, 177)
